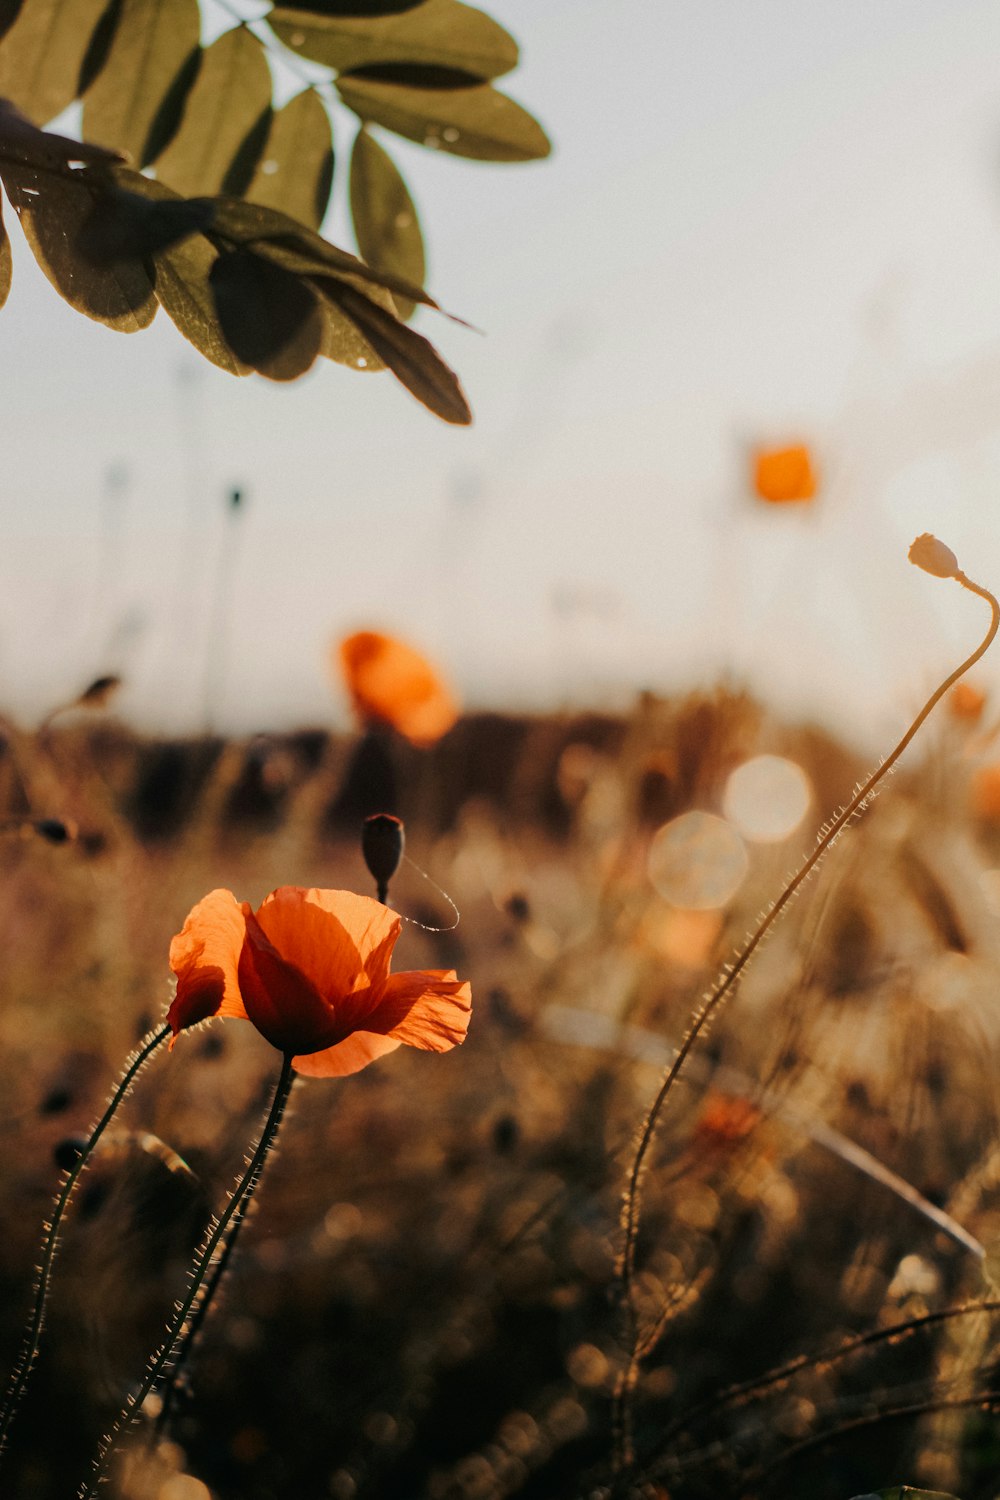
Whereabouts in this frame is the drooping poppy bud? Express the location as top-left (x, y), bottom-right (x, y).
top-left (909, 533), bottom-right (959, 579)
top-left (362, 813), bottom-right (405, 903)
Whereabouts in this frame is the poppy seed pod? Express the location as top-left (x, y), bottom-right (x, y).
top-left (363, 813), bottom-right (405, 902)
top-left (909, 533), bottom-right (959, 579)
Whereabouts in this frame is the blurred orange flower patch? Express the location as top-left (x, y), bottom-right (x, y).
top-left (971, 764), bottom-right (1000, 820)
top-left (693, 1091), bottom-right (762, 1153)
top-left (168, 885), bottom-right (471, 1076)
top-left (338, 630), bottom-right (459, 746)
top-left (752, 443), bottom-right (818, 503)
top-left (948, 680), bottom-right (986, 723)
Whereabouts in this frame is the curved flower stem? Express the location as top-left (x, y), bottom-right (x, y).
top-left (79, 1053), bottom-right (296, 1500)
top-left (0, 1021), bottom-right (171, 1463)
top-left (614, 563), bottom-right (1000, 1476)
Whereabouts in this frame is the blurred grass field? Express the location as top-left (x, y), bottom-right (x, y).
top-left (4, 691), bottom-right (1000, 1499)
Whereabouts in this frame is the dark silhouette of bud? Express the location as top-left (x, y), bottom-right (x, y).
top-left (76, 674), bottom-right (122, 708)
top-left (54, 1137), bottom-right (87, 1171)
top-left (33, 818), bottom-right (75, 844)
top-left (362, 813), bottom-right (405, 903)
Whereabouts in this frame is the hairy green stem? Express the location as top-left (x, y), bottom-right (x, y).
top-left (79, 1053), bottom-right (295, 1499)
top-left (0, 1022), bottom-right (170, 1461)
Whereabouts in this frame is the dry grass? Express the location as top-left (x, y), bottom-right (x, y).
top-left (3, 692), bottom-right (1000, 1498)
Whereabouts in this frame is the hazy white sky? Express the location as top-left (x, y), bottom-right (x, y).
top-left (5, 0), bottom-right (1000, 745)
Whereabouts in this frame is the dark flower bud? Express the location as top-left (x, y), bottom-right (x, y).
top-left (33, 818), bottom-right (75, 844)
top-left (362, 814), bottom-right (405, 903)
top-left (54, 1137), bottom-right (87, 1171)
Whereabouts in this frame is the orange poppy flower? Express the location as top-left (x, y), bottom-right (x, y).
top-left (167, 886), bottom-right (471, 1076)
top-left (338, 630), bottom-right (459, 746)
top-left (948, 681), bottom-right (986, 722)
top-left (972, 765), bottom-right (1000, 821)
top-left (752, 444), bottom-right (817, 503)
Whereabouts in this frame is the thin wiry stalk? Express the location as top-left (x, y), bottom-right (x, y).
top-left (745, 1387), bottom-right (1000, 1487)
top-left (153, 1159), bottom-right (255, 1437)
top-left (642, 1297), bottom-right (1000, 1473)
top-left (78, 1053), bottom-right (296, 1500)
top-left (614, 565), bottom-right (1000, 1475)
top-left (0, 1022), bottom-right (170, 1462)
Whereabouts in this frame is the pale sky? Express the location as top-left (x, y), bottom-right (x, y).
top-left (5, 1), bottom-right (1000, 747)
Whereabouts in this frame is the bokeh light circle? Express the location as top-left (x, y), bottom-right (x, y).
top-left (648, 811), bottom-right (749, 910)
top-left (723, 755), bottom-right (812, 843)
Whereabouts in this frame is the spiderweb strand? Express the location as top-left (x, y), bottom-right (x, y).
top-left (396, 853), bottom-right (461, 932)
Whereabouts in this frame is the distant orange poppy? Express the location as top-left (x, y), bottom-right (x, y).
top-left (752, 444), bottom-right (817, 503)
top-left (338, 631), bottom-right (459, 746)
top-left (167, 886), bottom-right (471, 1076)
top-left (972, 765), bottom-right (1000, 821)
top-left (948, 681), bottom-right (986, 722)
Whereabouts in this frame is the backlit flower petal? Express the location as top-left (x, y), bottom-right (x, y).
top-left (167, 889), bottom-right (247, 1039)
top-left (292, 1032), bottom-right (402, 1078)
top-left (238, 910), bottom-right (343, 1056)
top-left (254, 886), bottom-right (400, 1001)
top-left (363, 969), bottom-right (472, 1051)
top-left (753, 444), bottom-right (817, 504)
top-left (338, 630), bottom-right (459, 746)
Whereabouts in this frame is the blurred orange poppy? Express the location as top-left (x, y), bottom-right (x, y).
top-left (338, 631), bottom-right (458, 746)
top-left (948, 681), bottom-right (986, 722)
top-left (972, 765), bottom-right (1000, 821)
top-left (167, 886), bottom-right (471, 1076)
top-left (752, 444), bottom-right (817, 503)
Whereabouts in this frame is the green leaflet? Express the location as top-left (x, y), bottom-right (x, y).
top-left (0, 192), bottom-right (11, 308)
top-left (0, 0), bottom-right (112, 124)
top-left (267, 0), bottom-right (516, 79)
top-left (82, 0), bottom-right (201, 166)
top-left (312, 275), bottom-right (469, 422)
top-left (336, 73), bottom-right (550, 161)
top-left (209, 249), bottom-right (324, 380)
top-left (349, 126), bottom-right (423, 320)
top-left (109, 165), bottom-right (248, 371)
top-left (152, 25), bottom-right (272, 196)
top-left (244, 88), bottom-right (334, 231)
top-left (0, 160), bottom-right (156, 329)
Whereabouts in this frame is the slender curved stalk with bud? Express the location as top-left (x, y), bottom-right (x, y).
top-left (614, 535), bottom-right (1000, 1476)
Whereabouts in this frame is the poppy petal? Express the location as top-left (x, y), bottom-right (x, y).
top-left (254, 886), bottom-right (400, 1002)
top-left (338, 630), bottom-right (459, 746)
top-left (292, 1032), bottom-right (402, 1078)
top-left (238, 910), bottom-right (342, 1055)
top-left (364, 969), bottom-right (472, 1051)
top-left (167, 889), bottom-right (247, 1039)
